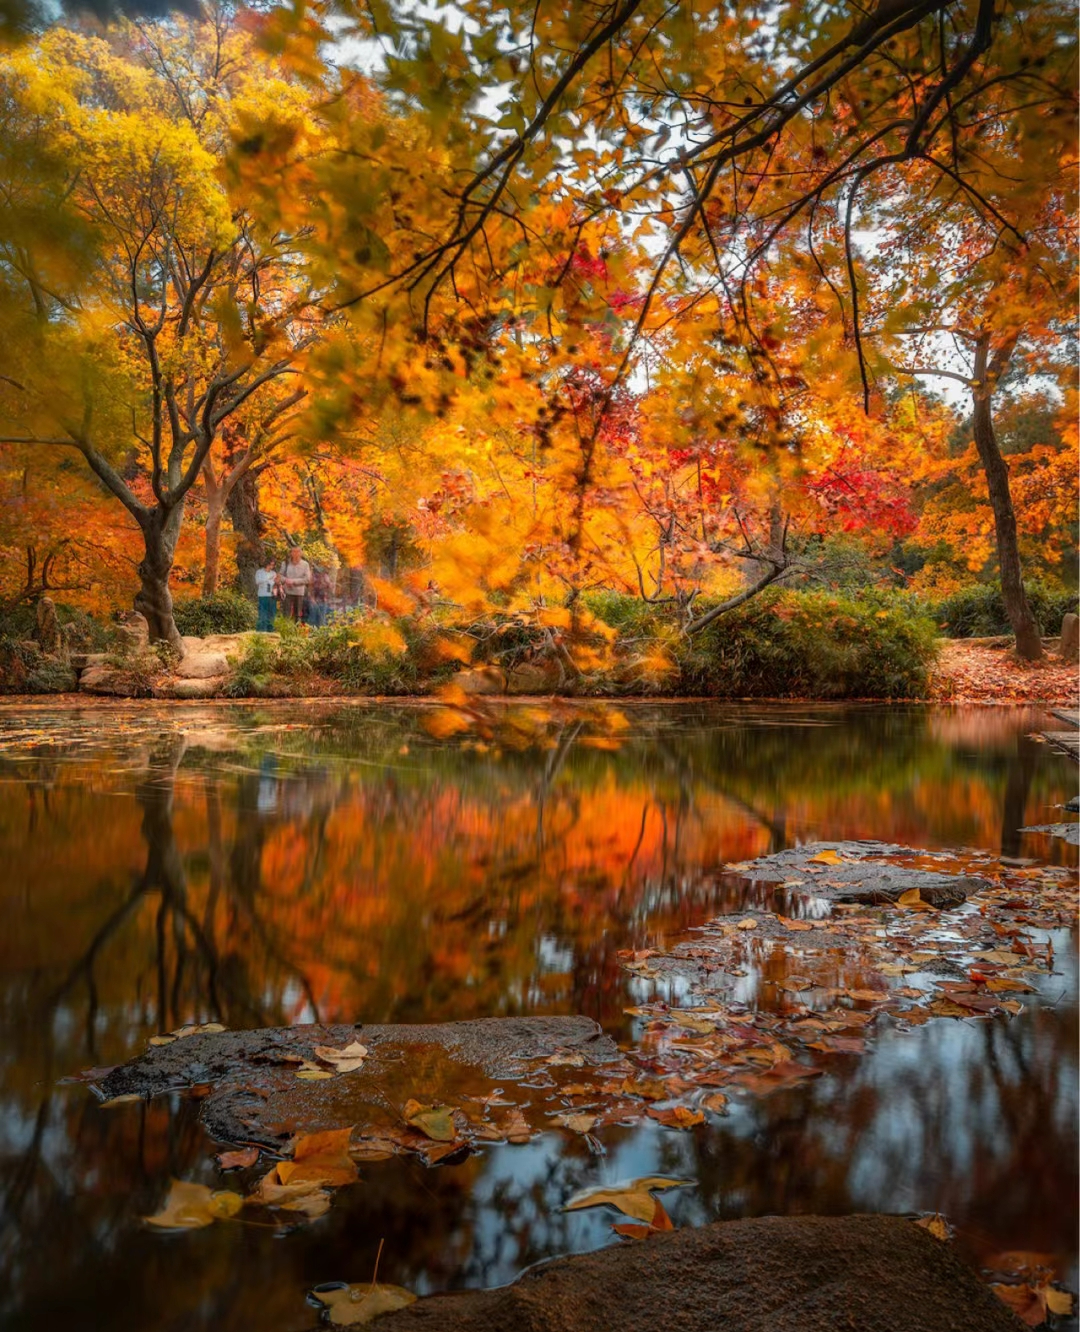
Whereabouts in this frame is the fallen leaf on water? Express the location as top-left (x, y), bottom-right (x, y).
top-left (990, 1282), bottom-right (1054, 1327)
top-left (1045, 1287), bottom-right (1075, 1316)
top-left (777, 916), bottom-right (814, 932)
top-left (499, 1108), bottom-right (533, 1144)
top-left (314, 1041), bottom-right (368, 1074)
top-left (143, 1180), bottom-right (243, 1230)
top-left (551, 1112), bottom-right (598, 1134)
top-left (646, 1105), bottom-right (704, 1129)
top-left (313, 1284), bottom-right (417, 1327)
top-left (915, 1213), bottom-right (951, 1241)
top-left (564, 1176), bottom-right (694, 1223)
top-left (216, 1147), bottom-right (259, 1170)
top-left (402, 1101), bottom-right (457, 1142)
top-left (735, 1062), bottom-right (823, 1095)
top-left (701, 1092), bottom-right (729, 1114)
top-left (736, 917), bottom-right (758, 930)
top-left (276, 1128), bottom-right (358, 1188)
top-left (612, 1198), bottom-right (676, 1239)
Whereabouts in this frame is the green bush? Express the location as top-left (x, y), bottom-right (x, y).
top-left (173, 590), bottom-right (256, 637)
top-left (930, 581), bottom-right (1078, 638)
top-left (678, 589), bottom-right (939, 699)
top-left (224, 614), bottom-right (452, 696)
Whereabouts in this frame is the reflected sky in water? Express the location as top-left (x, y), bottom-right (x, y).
top-left (0, 701), bottom-right (1075, 1331)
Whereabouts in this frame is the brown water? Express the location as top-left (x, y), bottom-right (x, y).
top-left (0, 701), bottom-right (1075, 1331)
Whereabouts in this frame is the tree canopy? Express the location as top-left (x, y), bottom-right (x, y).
top-left (0, 0), bottom-right (1075, 656)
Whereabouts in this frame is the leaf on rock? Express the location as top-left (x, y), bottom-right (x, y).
top-left (808, 849), bottom-right (843, 865)
top-left (915, 1213), bottom-right (951, 1241)
top-left (314, 1041), bottom-right (369, 1074)
top-left (143, 1180), bottom-right (243, 1230)
top-left (313, 1283), bottom-right (418, 1327)
top-left (896, 888), bottom-right (926, 907)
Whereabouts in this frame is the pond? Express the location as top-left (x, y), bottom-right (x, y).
top-left (0, 700), bottom-right (1076, 1331)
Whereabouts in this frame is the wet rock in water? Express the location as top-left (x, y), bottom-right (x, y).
top-left (732, 840), bottom-right (991, 909)
top-left (94, 1017), bottom-right (620, 1150)
top-left (365, 1214), bottom-right (1024, 1332)
top-left (1021, 822), bottom-right (1080, 847)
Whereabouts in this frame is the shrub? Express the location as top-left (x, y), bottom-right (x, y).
top-left (173, 590), bottom-right (255, 637)
top-left (930, 581), bottom-right (1078, 638)
top-left (679, 589), bottom-right (939, 699)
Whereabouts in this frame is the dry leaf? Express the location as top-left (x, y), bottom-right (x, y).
top-left (915, 1213), bottom-right (951, 1241)
top-left (808, 849), bottom-right (843, 865)
top-left (403, 1101), bottom-right (457, 1142)
top-left (143, 1180), bottom-right (243, 1230)
top-left (613, 1198), bottom-right (675, 1238)
top-left (313, 1284), bottom-right (417, 1327)
top-left (646, 1105), bottom-right (704, 1129)
top-left (314, 1041), bottom-right (368, 1074)
top-left (551, 1112), bottom-right (598, 1134)
top-left (564, 1175), bottom-right (694, 1223)
top-left (216, 1147), bottom-right (259, 1170)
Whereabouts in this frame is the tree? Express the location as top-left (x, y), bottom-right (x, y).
top-left (0, 13), bottom-right (318, 648)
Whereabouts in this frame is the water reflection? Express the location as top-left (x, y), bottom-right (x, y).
top-left (0, 702), bottom-right (1076, 1331)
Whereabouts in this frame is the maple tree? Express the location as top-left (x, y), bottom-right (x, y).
top-left (0, 11), bottom-right (318, 648)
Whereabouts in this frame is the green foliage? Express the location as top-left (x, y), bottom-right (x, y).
top-left (930, 581), bottom-right (1077, 638)
top-left (224, 615), bottom-right (455, 696)
top-left (173, 591), bottom-right (257, 637)
top-left (679, 590), bottom-right (939, 700)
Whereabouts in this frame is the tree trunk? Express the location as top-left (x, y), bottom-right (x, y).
top-left (202, 489), bottom-right (225, 597)
top-left (226, 468), bottom-right (264, 599)
top-left (135, 505), bottom-right (185, 653)
top-left (972, 333), bottom-right (1042, 661)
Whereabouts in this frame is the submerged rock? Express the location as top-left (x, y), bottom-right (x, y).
top-left (731, 840), bottom-right (992, 909)
top-left (365, 1213), bottom-right (1025, 1332)
top-left (94, 1016), bottom-right (621, 1150)
top-left (1021, 822), bottom-right (1080, 847)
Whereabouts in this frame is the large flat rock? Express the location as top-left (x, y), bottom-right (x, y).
top-left (732, 840), bottom-right (992, 909)
top-left (94, 1017), bottom-right (621, 1151)
top-left (368, 1213), bottom-right (1023, 1332)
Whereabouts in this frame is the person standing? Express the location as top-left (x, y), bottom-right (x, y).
top-left (254, 558), bottom-right (279, 632)
top-left (279, 546), bottom-right (312, 623)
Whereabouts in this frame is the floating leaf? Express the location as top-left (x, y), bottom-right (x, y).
top-left (646, 1105), bottom-right (704, 1129)
top-left (216, 1147), bottom-right (259, 1170)
top-left (402, 1100), bottom-right (458, 1142)
top-left (564, 1176), bottom-right (694, 1223)
top-left (143, 1180), bottom-right (243, 1230)
top-left (276, 1127), bottom-right (358, 1188)
top-left (550, 1112), bottom-right (598, 1134)
top-left (612, 1198), bottom-right (675, 1239)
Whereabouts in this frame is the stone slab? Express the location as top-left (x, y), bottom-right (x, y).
top-left (1020, 822), bottom-right (1080, 847)
top-left (367, 1213), bottom-right (1025, 1332)
top-left (732, 840), bottom-right (991, 909)
top-left (94, 1017), bottom-right (621, 1150)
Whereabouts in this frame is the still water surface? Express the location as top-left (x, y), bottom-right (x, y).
top-left (0, 701), bottom-right (1075, 1330)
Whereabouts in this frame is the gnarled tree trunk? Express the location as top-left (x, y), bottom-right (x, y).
top-left (972, 332), bottom-right (1042, 661)
top-left (135, 504), bottom-right (185, 653)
